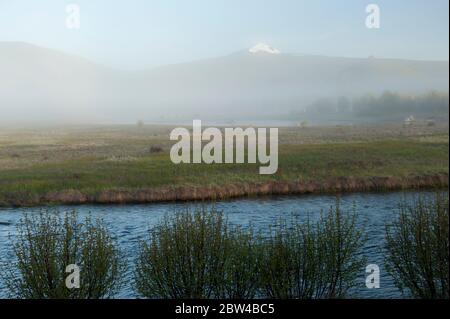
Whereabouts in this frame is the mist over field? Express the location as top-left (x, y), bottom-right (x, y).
top-left (0, 1), bottom-right (449, 303)
top-left (0, 42), bottom-right (448, 124)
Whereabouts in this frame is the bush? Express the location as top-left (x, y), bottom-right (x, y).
top-left (149, 145), bottom-right (163, 154)
top-left (135, 203), bottom-right (366, 299)
top-left (134, 207), bottom-right (261, 299)
top-left (218, 226), bottom-right (262, 299)
top-left (260, 202), bottom-right (366, 299)
top-left (385, 193), bottom-right (449, 299)
top-left (2, 211), bottom-right (125, 299)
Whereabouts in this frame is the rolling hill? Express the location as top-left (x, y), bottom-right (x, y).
top-left (0, 42), bottom-right (448, 123)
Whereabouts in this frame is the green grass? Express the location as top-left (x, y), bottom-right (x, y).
top-left (0, 124), bottom-right (448, 205)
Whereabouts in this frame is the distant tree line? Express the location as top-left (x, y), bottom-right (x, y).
top-left (298, 91), bottom-right (449, 120)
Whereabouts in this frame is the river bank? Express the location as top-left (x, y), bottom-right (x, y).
top-left (2, 173), bottom-right (447, 207)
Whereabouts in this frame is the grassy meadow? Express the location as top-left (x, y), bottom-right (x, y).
top-left (0, 123), bottom-right (448, 206)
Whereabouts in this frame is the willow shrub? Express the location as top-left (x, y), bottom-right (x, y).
top-left (260, 202), bottom-right (366, 299)
top-left (2, 211), bottom-right (125, 299)
top-left (385, 193), bottom-right (449, 299)
top-left (134, 208), bottom-right (261, 299)
top-left (218, 226), bottom-right (262, 299)
top-left (135, 203), bottom-right (366, 299)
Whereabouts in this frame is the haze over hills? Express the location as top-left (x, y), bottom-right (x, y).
top-left (0, 42), bottom-right (448, 124)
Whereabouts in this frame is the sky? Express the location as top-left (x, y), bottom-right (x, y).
top-left (0, 0), bottom-right (448, 69)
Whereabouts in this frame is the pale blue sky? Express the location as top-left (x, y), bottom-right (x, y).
top-left (0, 0), bottom-right (448, 69)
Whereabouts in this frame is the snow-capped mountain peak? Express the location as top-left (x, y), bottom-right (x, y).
top-left (248, 43), bottom-right (281, 54)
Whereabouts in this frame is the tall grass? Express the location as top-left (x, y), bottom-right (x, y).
top-left (260, 202), bottom-right (366, 299)
top-left (385, 193), bottom-right (449, 299)
top-left (134, 203), bottom-right (366, 299)
top-left (1, 211), bottom-right (125, 299)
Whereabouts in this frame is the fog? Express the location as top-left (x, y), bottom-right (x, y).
top-left (0, 42), bottom-right (449, 125)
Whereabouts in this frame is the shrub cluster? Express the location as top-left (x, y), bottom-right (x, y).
top-left (1, 193), bottom-right (448, 299)
top-left (260, 205), bottom-right (365, 299)
top-left (134, 208), bottom-right (262, 298)
top-left (385, 193), bottom-right (449, 299)
top-left (1, 212), bottom-right (125, 299)
top-left (134, 203), bottom-right (366, 299)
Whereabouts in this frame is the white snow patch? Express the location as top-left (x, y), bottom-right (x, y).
top-left (248, 43), bottom-right (281, 54)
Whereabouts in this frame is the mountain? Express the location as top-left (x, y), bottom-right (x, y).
top-left (0, 42), bottom-right (448, 123)
top-left (0, 42), bottom-right (123, 122)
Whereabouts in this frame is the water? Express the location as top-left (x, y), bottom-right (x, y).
top-left (0, 191), bottom-right (441, 299)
